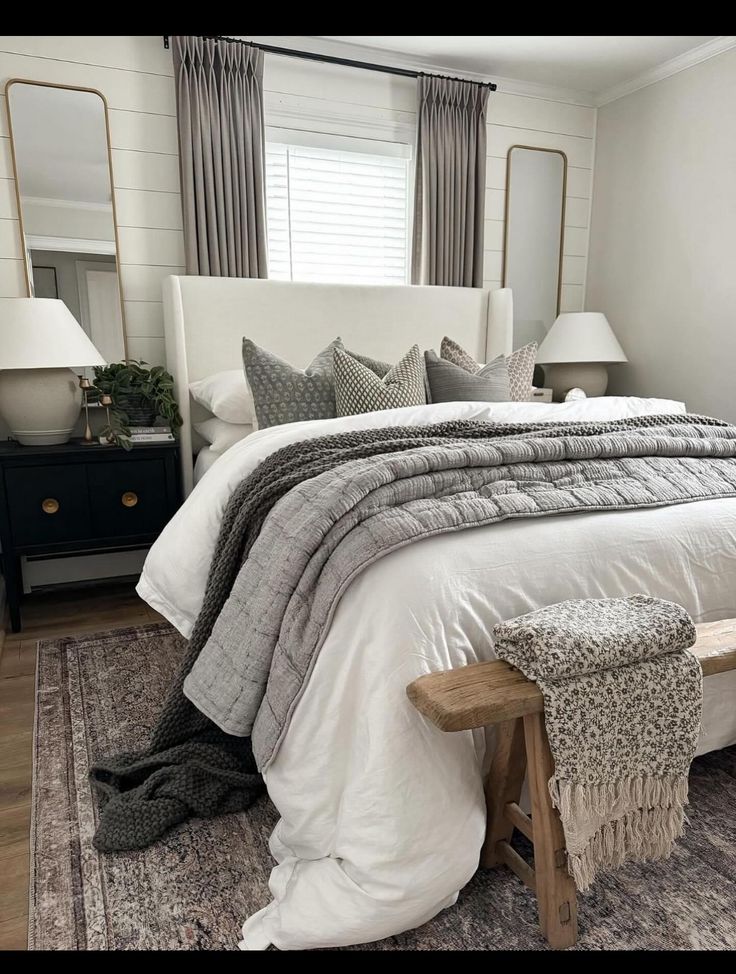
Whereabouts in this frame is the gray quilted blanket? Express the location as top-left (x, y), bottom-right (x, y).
top-left (184, 415), bottom-right (736, 770)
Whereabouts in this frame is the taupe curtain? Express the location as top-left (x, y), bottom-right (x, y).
top-left (173, 36), bottom-right (268, 277)
top-left (411, 76), bottom-right (490, 288)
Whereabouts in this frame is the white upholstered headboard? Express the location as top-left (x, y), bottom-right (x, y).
top-left (163, 276), bottom-right (513, 495)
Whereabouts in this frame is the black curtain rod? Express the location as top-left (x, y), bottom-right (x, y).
top-left (162, 35), bottom-right (497, 91)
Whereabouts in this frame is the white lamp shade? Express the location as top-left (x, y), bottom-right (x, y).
top-left (536, 312), bottom-right (627, 365)
top-left (0, 297), bottom-right (106, 369)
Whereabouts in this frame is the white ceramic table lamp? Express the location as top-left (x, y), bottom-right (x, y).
top-left (536, 312), bottom-right (627, 400)
top-left (0, 298), bottom-right (106, 445)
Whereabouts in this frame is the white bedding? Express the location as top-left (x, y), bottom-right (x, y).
top-left (137, 397), bottom-right (736, 950)
top-left (193, 444), bottom-right (221, 484)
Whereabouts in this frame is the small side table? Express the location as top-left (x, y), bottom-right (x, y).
top-left (0, 439), bottom-right (181, 632)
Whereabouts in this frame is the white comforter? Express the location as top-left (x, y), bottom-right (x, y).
top-left (138, 398), bottom-right (736, 950)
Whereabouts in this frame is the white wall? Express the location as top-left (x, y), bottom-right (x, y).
top-left (586, 49), bottom-right (736, 420)
top-left (1, 36), bottom-right (596, 367)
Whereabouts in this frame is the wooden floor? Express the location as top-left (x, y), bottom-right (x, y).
top-left (0, 580), bottom-right (163, 951)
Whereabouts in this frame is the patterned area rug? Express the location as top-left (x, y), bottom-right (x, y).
top-left (31, 622), bottom-right (736, 950)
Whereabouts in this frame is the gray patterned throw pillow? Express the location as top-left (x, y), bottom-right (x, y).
top-left (439, 336), bottom-right (481, 373)
top-left (340, 347), bottom-right (391, 379)
top-left (440, 336), bottom-right (537, 401)
top-left (242, 337), bottom-right (340, 429)
top-left (424, 349), bottom-right (511, 403)
top-left (334, 345), bottom-right (426, 416)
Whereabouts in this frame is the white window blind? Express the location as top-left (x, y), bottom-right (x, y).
top-left (265, 129), bottom-right (411, 286)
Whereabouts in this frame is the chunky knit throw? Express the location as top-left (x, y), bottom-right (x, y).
top-left (493, 596), bottom-right (703, 890)
top-left (90, 414), bottom-right (729, 851)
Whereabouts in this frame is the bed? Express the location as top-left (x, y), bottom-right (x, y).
top-left (164, 276), bottom-right (514, 495)
top-left (139, 276), bottom-right (736, 950)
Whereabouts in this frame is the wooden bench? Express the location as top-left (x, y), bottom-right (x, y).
top-left (406, 619), bottom-right (736, 949)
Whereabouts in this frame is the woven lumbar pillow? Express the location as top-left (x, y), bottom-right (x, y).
top-left (334, 344), bottom-right (426, 416)
top-left (440, 336), bottom-right (537, 401)
top-left (242, 337), bottom-right (341, 429)
top-left (424, 349), bottom-right (511, 403)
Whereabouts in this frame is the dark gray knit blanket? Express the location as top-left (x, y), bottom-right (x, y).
top-left (91, 414), bottom-right (736, 851)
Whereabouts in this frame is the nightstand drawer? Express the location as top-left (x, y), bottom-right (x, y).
top-left (5, 464), bottom-right (92, 546)
top-left (87, 459), bottom-right (170, 538)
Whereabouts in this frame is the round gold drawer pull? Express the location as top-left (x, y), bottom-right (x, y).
top-left (121, 491), bottom-right (139, 508)
top-left (41, 498), bottom-right (60, 515)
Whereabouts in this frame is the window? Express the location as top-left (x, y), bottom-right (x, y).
top-left (265, 129), bottom-right (411, 286)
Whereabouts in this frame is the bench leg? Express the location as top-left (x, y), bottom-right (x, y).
top-left (480, 717), bottom-right (527, 867)
top-left (524, 712), bottom-right (578, 949)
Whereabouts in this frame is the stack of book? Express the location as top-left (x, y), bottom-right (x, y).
top-left (100, 425), bottom-right (174, 445)
top-left (128, 425), bottom-right (175, 443)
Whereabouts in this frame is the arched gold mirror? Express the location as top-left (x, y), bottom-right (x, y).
top-left (502, 145), bottom-right (567, 350)
top-left (5, 79), bottom-right (127, 363)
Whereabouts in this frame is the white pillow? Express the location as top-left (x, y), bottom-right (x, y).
top-left (189, 369), bottom-right (254, 425)
top-left (194, 417), bottom-right (253, 455)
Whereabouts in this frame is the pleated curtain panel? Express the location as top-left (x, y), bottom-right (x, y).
top-left (411, 76), bottom-right (490, 288)
top-left (172, 36), bottom-right (268, 277)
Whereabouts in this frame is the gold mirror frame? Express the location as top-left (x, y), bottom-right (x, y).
top-left (501, 144), bottom-right (568, 320)
top-left (4, 77), bottom-right (129, 359)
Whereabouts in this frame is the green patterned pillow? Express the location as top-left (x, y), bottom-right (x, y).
top-left (334, 345), bottom-right (426, 417)
top-left (242, 337), bottom-right (341, 429)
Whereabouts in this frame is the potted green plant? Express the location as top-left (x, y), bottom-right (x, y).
top-left (92, 360), bottom-right (182, 449)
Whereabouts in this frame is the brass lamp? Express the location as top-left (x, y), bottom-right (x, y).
top-left (79, 375), bottom-right (95, 444)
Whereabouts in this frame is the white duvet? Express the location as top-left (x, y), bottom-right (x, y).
top-left (138, 397), bottom-right (736, 950)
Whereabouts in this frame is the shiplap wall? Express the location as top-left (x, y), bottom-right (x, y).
top-left (0, 36), bottom-right (596, 368)
top-left (483, 97), bottom-right (594, 307)
top-left (0, 36), bottom-right (182, 365)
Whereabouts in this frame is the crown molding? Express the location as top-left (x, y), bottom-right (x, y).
top-left (488, 75), bottom-right (595, 108)
top-left (596, 35), bottom-right (736, 106)
top-left (26, 233), bottom-right (116, 254)
top-left (246, 35), bottom-right (597, 107)
top-left (21, 194), bottom-right (112, 213)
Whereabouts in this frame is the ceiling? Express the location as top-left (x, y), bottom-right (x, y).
top-left (315, 36), bottom-right (718, 95)
top-left (8, 83), bottom-right (112, 204)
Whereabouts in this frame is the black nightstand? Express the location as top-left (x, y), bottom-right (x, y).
top-left (0, 439), bottom-right (181, 632)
